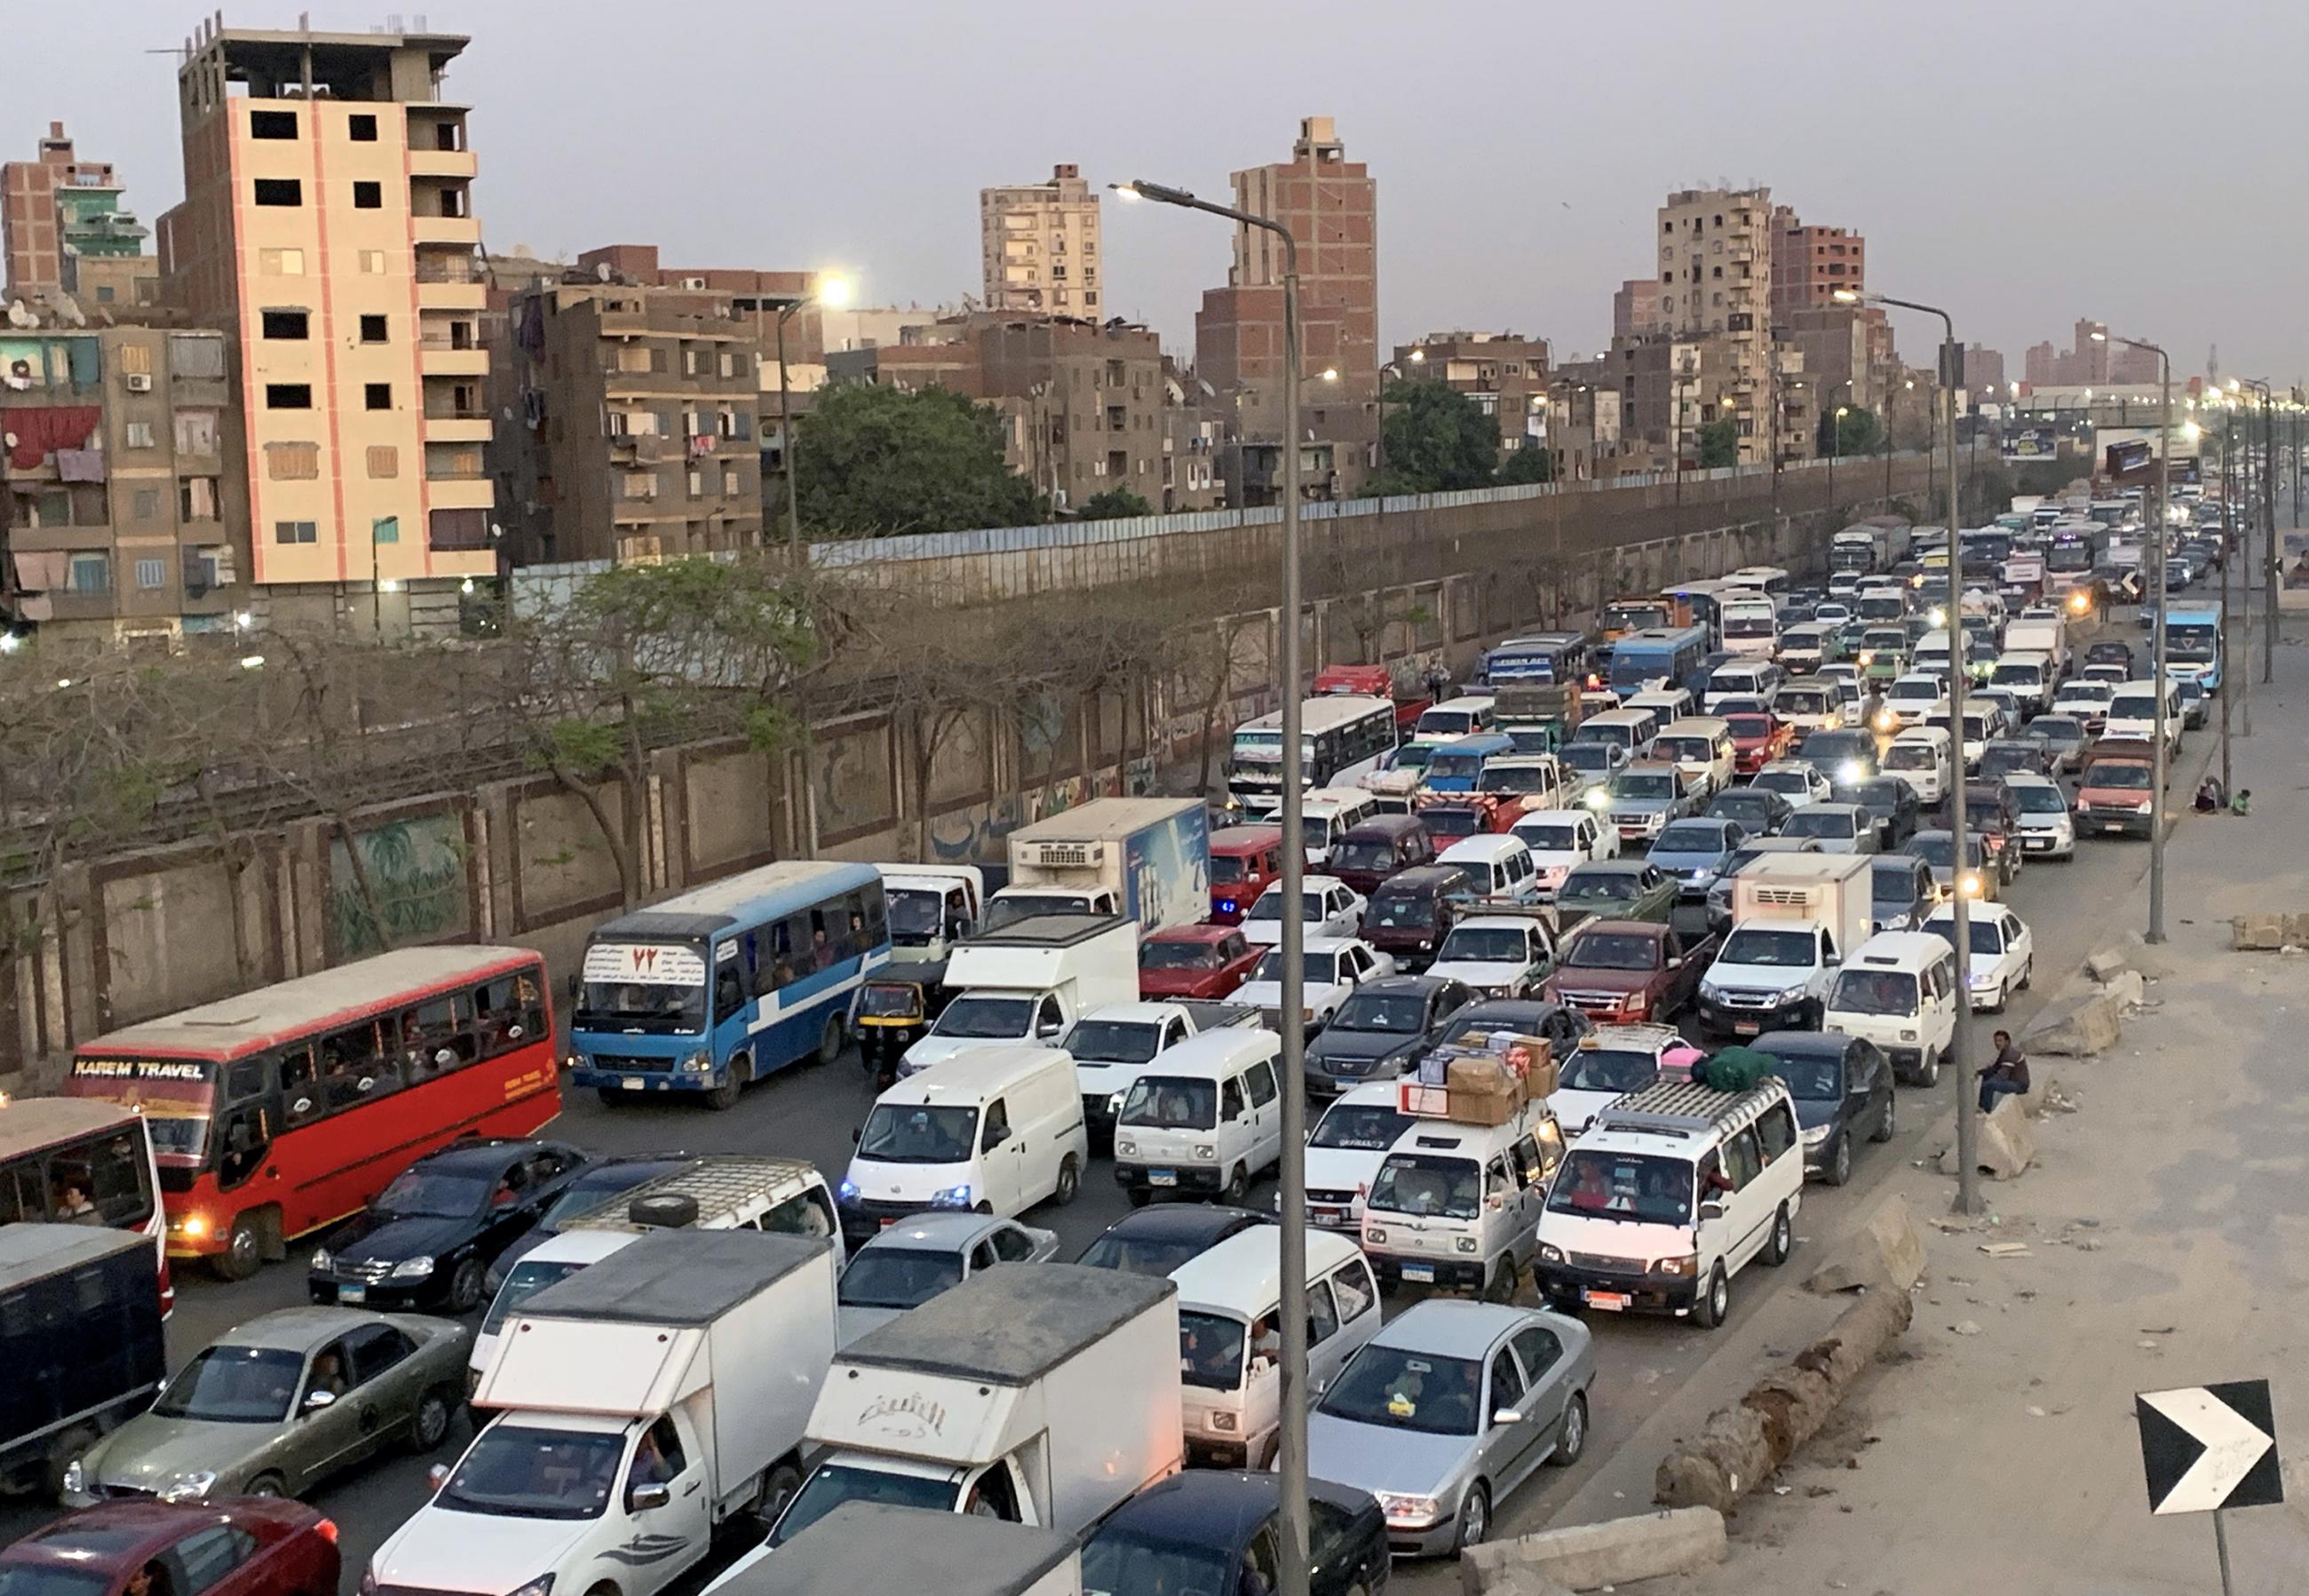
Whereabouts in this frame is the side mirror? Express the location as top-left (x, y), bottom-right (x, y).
top-left (629, 1483), bottom-right (671, 1513)
top-left (302, 1388), bottom-right (336, 1414)
top-left (427, 1463), bottom-right (450, 1491)
top-left (851, 1127), bottom-right (861, 1145)
top-left (1666, 956), bottom-right (1684, 970)
top-left (1492, 1408), bottom-right (1522, 1428)
top-left (1700, 1200), bottom-right (1727, 1222)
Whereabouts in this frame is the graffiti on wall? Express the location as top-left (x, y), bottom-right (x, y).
top-left (922, 757), bottom-right (1159, 863)
top-left (330, 814), bottom-right (470, 957)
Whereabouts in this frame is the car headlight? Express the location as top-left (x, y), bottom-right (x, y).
top-left (1456, 1236), bottom-right (1480, 1254)
top-left (1802, 1124), bottom-right (1833, 1146)
top-left (1969, 972), bottom-right (1994, 987)
top-left (158, 1470), bottom-right (218, 1503)
top-left (1840, 759), bottom-right (1864, 783)
top-left (1375, 1491), bottom-right (1443, 1527)
top-left (1302, 1007), bottom-right (1317, 1022)
top-left (1537, 1243), bottom-right (1565, 1264)
top-left (1194, 1144), bottom-right (1218, 1161)
top-left (681, 1051), bottom-right (712, 1073)
top-left (1656, 1254), bottom-right (1700, 1277)
top-left (1210, 1410), bottom-right (1238, 1433)
top-left (2136, 799), bottom-right (2154, 814)
top-left (359, 1568), bottom-right (379, 1596)
top-left (60, 1459), bottom-right (84, 1496)
top-left (1858, 651), bottom-right (1875, 665)
top-left (391, 1255), bottom-right (436, 1280)
top-left (1699, 982), bottom-right (1724, 1002)
top-left (1899, 1028), bottom-right (1917, 1042)
top-left (1873, 710), bottom-right (1895, 731)
top-left (1115, 1138), bottom-right (1138, 1157)
top-left (1366, 1226), bottom-right (1388, 1246)
top-left (1623, 993), bottom-right (1649, 1014)
top-left (504, 1576), bottom-right (555, 1596)
top-left (310, 1247), bottom-right (332, 1272)
top-left (1585, 790), bottom-right (1610, 810)
top-left (931, 1184), bottom-right (972, 1207)
top-left (837, 1179), bottom-right (860, 1203)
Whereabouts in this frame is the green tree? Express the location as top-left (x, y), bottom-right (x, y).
top-left (1076, 486), bottom-right (1154, 520)
top-left (795, 381), bottom-right (1041, 537)
top-left (1494, 445), bottom-right (1553, 486)
top-left (1817, 406), bottom-right (1883, 457)
top-left (1697, 417), bottom-right (1740, 468)
top-left (1379, 379), bottom-right (1501, 492)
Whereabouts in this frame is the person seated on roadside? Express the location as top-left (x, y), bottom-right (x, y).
top-left (2233, 788), bottom-right (2253, 816)
top-left (2195, 777), bottom-right (2225, 814)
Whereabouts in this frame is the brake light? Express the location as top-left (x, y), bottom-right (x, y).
top-left (316, 1520), bottom-right (339, 1544)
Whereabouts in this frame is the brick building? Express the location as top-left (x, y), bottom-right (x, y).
top-left (1613, 277), bottom-right (1660, 337)
top-left (1768, 205), bottom-right (1865, 316)
top-left (3, 123), bottom-right (152, 306)
top-left (1393, 331), bottom-right (1551, 457)
top-left (980, 163), bottom-right (1100, 316)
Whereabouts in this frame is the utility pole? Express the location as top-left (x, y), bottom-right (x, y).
top-left (2241, 379), bottom-right (2275, 681)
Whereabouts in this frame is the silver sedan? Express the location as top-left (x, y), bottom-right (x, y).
top-left (836, 1211), bottom-right (1059, 1346)
top-left (1305, 1298), bottom-right (1595, 1556)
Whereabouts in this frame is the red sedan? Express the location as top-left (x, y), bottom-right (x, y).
top-left (1726, 711), bottom-right (1794, 774)
top-left (2, 1499), bottom-right (339, 1596)
top-left (1138, 923), bottom-right (1265, 1001)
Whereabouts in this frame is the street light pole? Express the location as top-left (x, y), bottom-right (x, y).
top-left (2239, 379), bottom-right (2274, 682)
top-left (1845, 288), bottom-right (1978, 1212)
top-left (1118, 178), bottom-right (1313, 1596)
top-left (2099, 334), bottom-right (2170, 941)
top-left (773, 276), bottom-right (853, 556)
top-left (2220, 405), bottom-right (2237, 792)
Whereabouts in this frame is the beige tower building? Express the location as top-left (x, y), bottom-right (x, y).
top-left (1655, 186), bottom-right (1773, 465)
top-left (159, 20), bottom-right (493, 635)
top-left (980, 163), bottom-right (1101, 316)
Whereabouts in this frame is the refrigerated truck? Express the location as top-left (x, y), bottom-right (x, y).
top-left (988, 798), bottom-right (1212, 935)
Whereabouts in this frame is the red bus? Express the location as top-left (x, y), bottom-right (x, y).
top-left (63, 945), bottom-right (559, 1281)
top-left (0, 1097), bottom-right (171, 1313)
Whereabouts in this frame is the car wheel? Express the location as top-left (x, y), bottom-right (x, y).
top-left (753, 1461), bottom-right (804, 1524)
top-left (1452, 1482), bottom-right (1492, 1553)
top-left (1550, 1393), bottom-right (1590, 1466)
top-left (2019, 957), bottom-right (2034, 991)
top-left (246, 1473), bottom-right (286, 1498)
top-left (1825, 1132), bottom-right (1851, 1187)
top-left (1912, 1046), bottom-right (1940, 1089)
top-left (1764, 1203), bottom-right (1793, 1266)
top-left (1127, 1187), bottom-right (1152, 1209)
top-left (1053, 1155), bottom-right (1081, 1207)
top-left (595, 1087), bottom-right (626, 1108)
top-left (409, 1385), bottom-right (456, 1452)
top-left (1693, 1264), bottom-right (1729, 1330)
top-left (1223, 1163), bottom-right (1249, 1205)
top-left (814, 1015), bottom-right (845, 1068)
top-left (1483, 1258), bottom-right (1519, 1303)
top-left (702, 1076), bottom-right (742, 1112)
top-left (1873, 1089), bottom-right (1897, 1142)
top-left (446, 1256), bottom-right (486, 1314)
top-left (213, 1212), bottom-right (265, 1282)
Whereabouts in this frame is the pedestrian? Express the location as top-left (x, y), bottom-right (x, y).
top-left (1979, 1028), bottom-right (2029, 1115)
top-left (2194, 776), bottom-right (2224, 814)
top-left (2232, 788), bottom-right (2252, 817)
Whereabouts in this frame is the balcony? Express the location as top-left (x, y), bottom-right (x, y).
top-left (419, 344), bottom-right (489, 379)
top-left (423, 412), bottom-right (490, 444)
top-left (410, 214), bottom-right (482, 249)
top-left (416, 276), bottom-right (485, 314)
top-left (408, 147), bottom-right (478, 181)
top-left (427, 475), bottom-right (495, 512)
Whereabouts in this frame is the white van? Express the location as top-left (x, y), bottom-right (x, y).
top-left (1822, 930), bottom-right (1959, 1087)
top-left (838, 1045), bottom-right (1087, 1244)
top-left (1988, 652), bottom-right (2055, 714)
top-left (1302, 1081), bottom-right (1417, 1235)
top-left (1719, 596), bottom-right (1781, 660)
top-left (1650, 717), bottom-right (1738, 798)
top-left (1881, 727), bottom-right (1954, 804)
top-left (1534, 1080), bottom-right (1804, 1329)
top-left (1412, 696), bottom-right (1498, 747)
top-left (1569, 706), bottom-right (1662, 758)
top-left (1881, 672), bottom-right (1943, 731)
top-left (1303, 789), bottom-right (1380, 869)
top-left (1437, 833), bottom-right (1542, 904)
top-left (1623, 688), bottom-right (1694, 727)
top-left (469, 1229), bottom-right (640, 1393)
top-left (1512, 808), bottom-right (1618, 897)
top-left (1702, 665), bottom-right (1781, 715)
top-left (1110, 1028), bottom-right (1286, 1206)
top-left (1361, 1100), bottom-right (1567, 1299)
top-left (2106, 679), bottom-right (2183, 756)
top-left (1172, 1226), bottom-right (1382, 1468)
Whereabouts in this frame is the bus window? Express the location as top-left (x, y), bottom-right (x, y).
top-left (410, 995), bottom-right (472, 1074)
top-left (226, 1058), bottom-right (269, 1105)
top-left (714, 959), bottom-right (749, 1024)
top-left (216, 1099), bottom-right (269, 1190)
top-left (321, 1020), bottom-right (394, 1109)
top-left (2, 1161), bottom-right (44, 1222)
top-left (281, 1044), bottom-right (325, 1127)
top-left (60, 1131), bottom-right (156, 1229)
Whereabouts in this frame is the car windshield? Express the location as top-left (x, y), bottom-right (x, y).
top-left (1559, 743), bottom-right (1615, 774)
top-left (1117, 1076), bottom-right (1218, 1131)
top-left (1517, 821), bottom-right (1583, 852)
top-left (1766, 1052), bottom-right (1846, 1100)
top-left (1561, 932), bottom-right (1657, 971)
top-left (2088, 764), bottom-right (2154, 790)
top-left (2013, 786), bottom-right (2067, 814)
top-left (884, 889), bottom-right (943, 945)
top-left (1754, 772), bottom-right (1812, 797)
top-left (0, 1571), bottom-right (113, 1596)
top-left (1367, 1153), bottom-right (1482, 1219)
top-left (854, 983), bottom-right (924, 1020)
top-left (151, 1345), bottom-right (305, 1423)
top-left (1991, 665), bottom-right (2041, 687)
top-left (1931, 921), bottom-right (2008, 956)
top-left (1426, 751), bottom-right (1486, 780)
top-left (1331, 992), bottom-right (1427, 1033)
top-left (1330, 839), bottom-right (1397, 873)
top-left (437, 1425), bottom-right (623, 1521)
top-left (1719, 927), bottom-right (1817, 966)
top-left (1884, 742), bottom-right (1937, 771)
top-left (1209, 853), bottom-right (1250, 885)
top-left (857, 1104), bottom-right (979, 1163)
top-left (1485, 766), bottom-right (1553, 794)
top-left (1726, 715), bottom-right (1776, 739)
top-left (483, 1259), bottom-right (589, 1335)
top-left (1709, 796), bottom-right (1774, 825)
top-left (1319, 1346), bottom-right (1484, 1436)
top-left (1908, 835), bottom-right (1957, 867)
top-left (1076, 1228), bottom-right (1240, 1277)
top-left (575, 976), bottom-right (704, 1034)
top-left (1063, 1020), bottom-right (1162, 1065)
top-left (1613, 773), bottom-right (1678, 800)
top-left (1832, 968), bottom-right (1919, 1016)
top-left (1547, 1148), bottom-right (1694, 1224)
top-left (1140, 940), bottom-right (1221, 972)
top-left (1079, 1530), bottom-right (1233, 1596)
top-left (929, 994), bottom-right (1033, 1038)
top-left (839, 1247), bottom-right (966, 1310)
top-left (375, 1166), bottom-right (491, 1219)
top-left (1559, 871), bottom-right (1637, 904)
top-left (1963, 798), bottom-right (2007, 828)
top-left (1311, 1100), bottom-right (1415, 1152)
top-left (1368, 892), bottom-right (1436, 929)
top-left (981, 893), bottom-right (1085, 929)
top-left (1179, 1310), bottom-right (1250, 1390)
top-left (1853, 780), bottom-right (1904, 811)
top-left (538, 1164), bottom-right (669, 1227)
top-left (1249, 890), bottom-right (1325, 924)
top-left (1785, 810), bottom-right (1855, 840)
top-left (1871, 863), bottom-right (1921, 902)
top-left (769, 1462), bottom-right (959, 1547)
top-left (1654, 822), bottom-right (1722, 853)
top-left (1559, 1046), bottom-right (1660, 1092)
top-left (1436, 927), bottom-right (1530, 964)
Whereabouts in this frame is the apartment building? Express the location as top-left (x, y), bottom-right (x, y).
top-left (496, 275), bottom-right (763, 567)
top-left (1964, 344), bottom-right (2009, 402)
top-left (1393, 330), bottom-right (1551, 457)
top-left (1656, 186), bottom-right (1773, 466)
top-left (2, 123), bottom-right (152, 305)
top-left (1768, 206), bottom-right (1865, 316)
top-left (1613, 277), bottom-right (1660, 338)
top-left (981, 164), bottom-right (1101, 316)
top-left (158, 20), bottom-right (495, 637)
top-left (2, 324), bottom-right (237, 640)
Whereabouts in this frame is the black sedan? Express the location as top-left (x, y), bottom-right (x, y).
top-left (1074, 1204), bottom-right (1273, 1277)
top-left (2084, 639), bottom-right (2138, 674)
top-left (1848, 775), bottom-right (1922, 851)
top-left (1303, 974), bottom-right (1476, 1098)
top-left (309, 1139), bottom-right (589, 1312)
top-left (1747, 1029), bottom-right (1895, 1187)
top-left (484, 1150), bottom-right (693, 1290)
top-left (1083, 1471), bottom-right (1390, 1596)
top-left (1432, 997), bottom-right (1593, 1053)
top-left (1705, 786), bottom-right (1795, 837)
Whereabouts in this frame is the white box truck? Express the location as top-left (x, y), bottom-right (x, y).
top-left (740, 1263), bottom-right (1182, 1559)
top-left (875, 864), bottom-right (986, 973)
top-left (747, 1504), bottom-right (1080, 1596)
top-left (903, 915), bottom-right (1140, 1073)
top-left (1695, 854), bottom-right (1873, 1039)
top-left (987, 798), bottom-right (1212, 934)
top-left (371, 1229), bottom-right (839, 1596)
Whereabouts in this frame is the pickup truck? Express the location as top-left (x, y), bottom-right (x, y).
top-left (1551, 860), bottom-right (1678, 935)
top-left (1543, 918), bottom-right (1717, 1026)
top-left (1424, 910), bottom-right (1558, 1000)
top-left (1136, 924), bottom-right (1265, 1002)
top-left (1061, 1000), bottom-right (1263, 1140)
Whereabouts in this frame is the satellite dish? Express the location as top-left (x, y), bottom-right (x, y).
top-left (595, 262), bottom-right (612, 282)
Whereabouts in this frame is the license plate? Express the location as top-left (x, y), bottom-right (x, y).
top-left (337, 1284), bottom-right (365, 1304)
top-left (1583, 1289), bottom-right (1631, 1311)
top-left (1313, 1206), bottom-right (1345, 1223)
top-left (878, 1218), bottom-right (896, 1229)
top-left (1400, 1263), bottom-right (1436, 1283)
top-left (621, 1077), bottom-right (644, 1090)
top-left (1149, 1171), bottom-right (1178, 1187)
top-left (1734, 1020), bottom-right (1760, 1036)
top-left (2102, 822), bottom-right (2126, 834)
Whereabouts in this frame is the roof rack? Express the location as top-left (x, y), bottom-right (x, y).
top-left (1593, 1080), bottom-right (1779, 1139)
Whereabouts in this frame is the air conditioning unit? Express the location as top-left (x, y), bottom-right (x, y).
top-left (679, 276), bottom-right (707, 290)
top-left (125, 373), bottom-right (153, 392)
top-left (1028, 841), bottom-right (1102, 869)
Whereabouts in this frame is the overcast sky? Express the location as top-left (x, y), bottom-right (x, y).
top-left (8, 0), bottom-right (2303, 386)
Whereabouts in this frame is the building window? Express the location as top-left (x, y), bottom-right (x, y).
top-left (364, 382), bottom-right (392, 410)
top-left (174, 410), bottom-right (219, 453)
top-left (261, 308), bottom-right (310, 339)
top-left (348, 113), bottom-right (377, 142)
top-left (360, 314), bottom-right (388, 343)
top-left (687, 469), bottom-right (705, 498)
top-left (259, 246), bottom-right (305, 276)
top-left (118, 343), bottom-right (153, 377)
top-left (429, 508), bottom-right (488, 549)
top-left (67, 553), bottom-right (110, 595)
top-left (265, 384), bottom-right (313, 409)
top-left (266, 441), bottom-right (320, 480)
top-left (179, 478), bottom-right (218, 521)
top-left (368, 445), bottom-right (399, 478)
top-left (274, 520), bottom-right (318, 545)
top-left (358, 250), bottom-right (386, 274)
top-left (250, 109), bottom-right (298, 139)
top-left (721, 466), bottom-right (740, 496)
top-left (132, 488), bottom-right (161, 520)
top-left (353, 180), bottom-right (383, 210)
top-left (123, 420), bottom-right (155, 449)
top-left (134, 557), bottom-right (167, 591)
top-left (718, 350), bottom-right (735, 378)
top-left (253, 178), bottom-right (302, 207)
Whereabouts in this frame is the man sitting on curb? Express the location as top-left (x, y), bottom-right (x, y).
top-left (1980, 1028), bottom-right (2029, 1115)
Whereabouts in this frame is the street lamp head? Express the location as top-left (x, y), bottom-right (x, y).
top-left (1408, 348), bottom-right (1425, 363)
top-left (816, 274), bottom-right (855, 310)
top-left (2090, 330), bottom-right (2107, 343)
top-left (1109, 178), bottom-right (1194, 207)
top-left (1836, 405), bottom-right (1849, 417)
top-left (1320, 367), bottom-right (1339, 383)
top-left (1830, 288), bottom-right (1862, 305)
top-left (2226, 378), bottom-right (2241, 393)
top-left (2181, 420), bottom-right (2202, 442)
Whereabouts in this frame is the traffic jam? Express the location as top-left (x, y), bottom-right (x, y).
top-left (0, 484), bottom-right (2226, 1592)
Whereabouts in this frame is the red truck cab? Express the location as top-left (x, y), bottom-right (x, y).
top-left (1543, 917), bottom-right (1716, 1025)
top-left (1725, 711), bottom-right (1795, 774)
top-left (1210, 824), bottom-right (1286, 922)
top-left (1313, 663), bottom-right (1430, 737)
top-left (1416, 792), bottom-right (1517, 841)
top-left (1138, 923), bottom-right (1266, 1000)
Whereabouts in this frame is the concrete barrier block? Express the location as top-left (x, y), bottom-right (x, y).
top-left (1940, 1097), bottom-right (2035, 1179)
top-left (2234, 915), bottom-right (2289, 951)
top-left (2085, 947), bottom-right (2130, 983)
top-left (1461, 1508), bottom-right (1726, 1593)
top-left (1806, 1194), bottom-right (1928, 1294)
top-left (2104, 968), bottom-right (2146, 1009)
top-left (2020, 989), bottom-right (2124, 1056)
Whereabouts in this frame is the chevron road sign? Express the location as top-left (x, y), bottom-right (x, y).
top-left (2137, 1380), bottom-right (2281, 1516)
